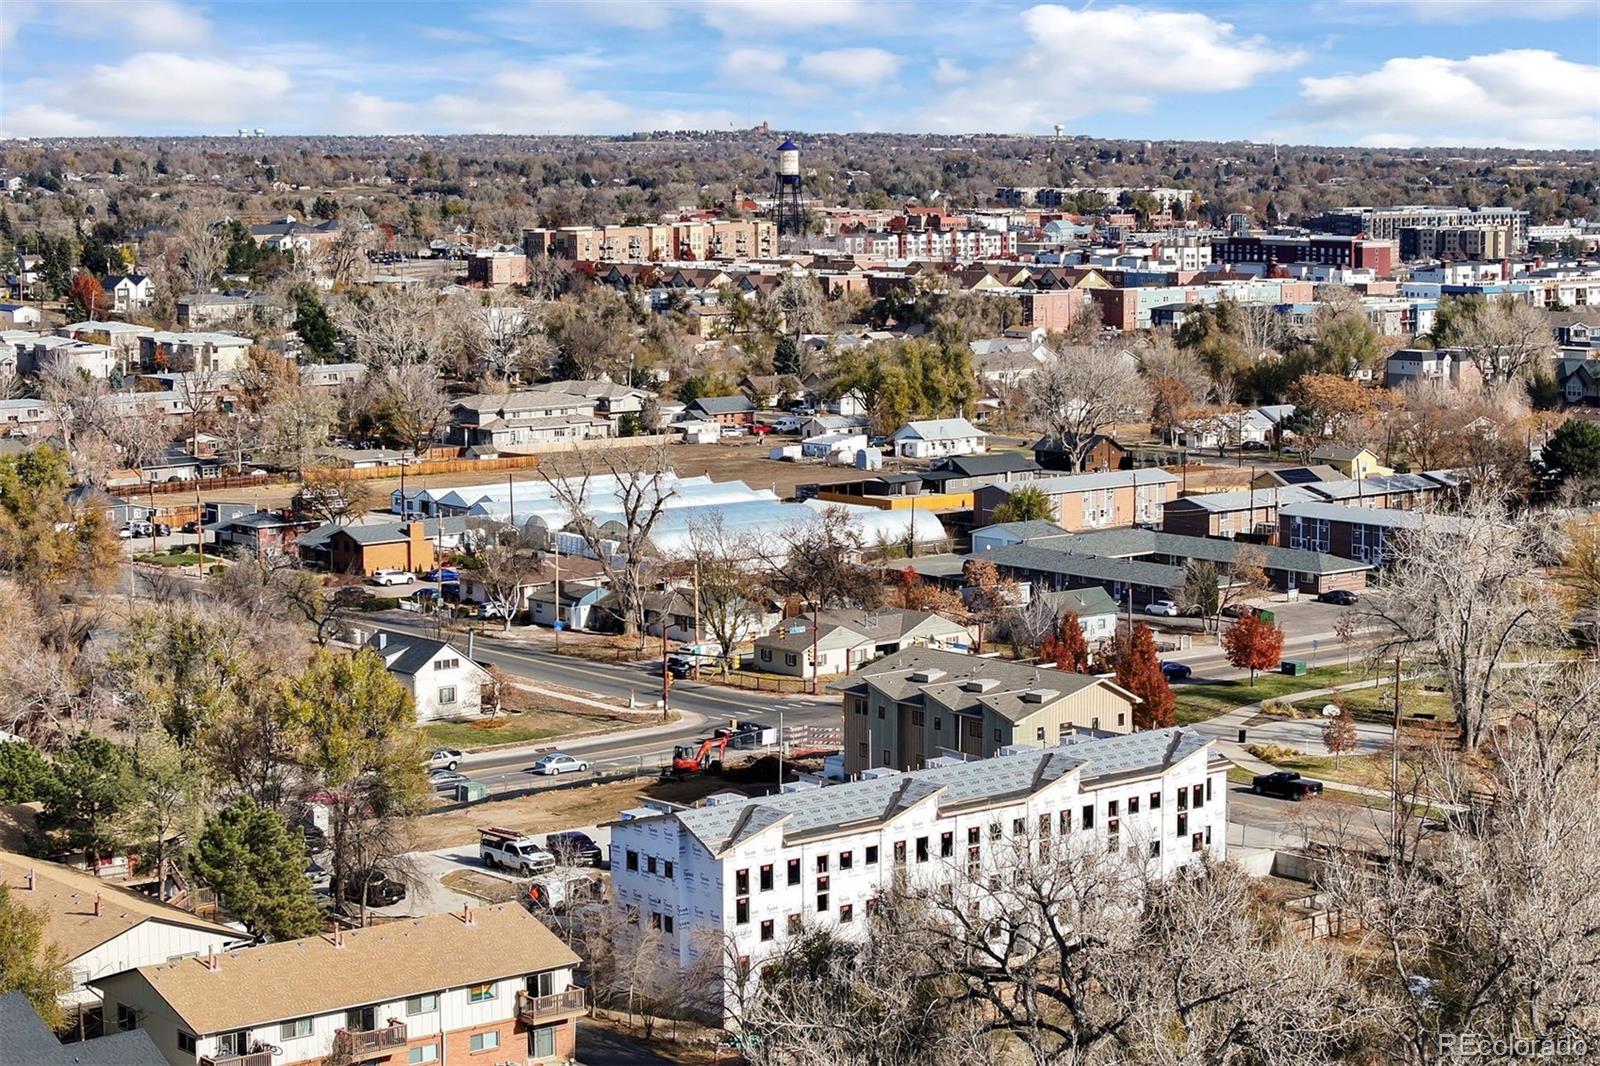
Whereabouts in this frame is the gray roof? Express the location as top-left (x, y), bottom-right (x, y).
top-left (977, 519), bottom-right (1071, 541)
top-left (1059, 528), bottom-right (1372, 576)
top-left (930, 452), bottom-right (1042, 478)
top-left (301, 515), bottom-right (467, 549)
top-left (0, 993), bottom-right (166, 1066)
top-left (893, 417), bottom-right (984, 441)
top-left (667, 728), bottom-right (1210, 854)
top-left (364, 630), bottom-right (468, 675)
top-left (1037, 586), bottom-right (1120, 618)
top-left (1305, 471), bottom-right (1460, 502)
top-left (1279, 502), bottom-right (1475, 532)
top-left (757, 608), bottom-right (964, 652)
top-left (833, 645), bottom-right (1129, 724)
top-left (979, 543), bottom-right (1189, 592)
top-left (1021, 468), bottom-right (1178, 494)
top-left (1165, 486), bottom-right (1321, 513)
top-left (687, 395), bottom-right (755, 416)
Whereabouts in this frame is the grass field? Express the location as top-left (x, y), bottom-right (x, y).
top-left (1173, 665), bottom-right (1371, 724)
top-left (421, 706), bottom-right (632, 751)
top-left (136, 551), bottom-right (204, 567)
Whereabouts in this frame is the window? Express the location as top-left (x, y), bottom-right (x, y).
top-left (912, 709), bottom-right (925, 726)
top-left (646, 856), bottom-right (657, 874)
top-left (760, 648), bottom-right (772, 662)
top-left (967, 718), bottom-right (982, 739)
top-left (280, 1017), bottom-right (312, 1040)
top-left (759, 864), bottom-right (773, 891)
top-left (1177, 789), bottom-right (1188, 812)
top-left (882, 750), bottom-right (890, 765)
top-left (531, 1027), bottom-right (556, 1059)
top-left (1036, 726), bottom-right (1046, 741)
top-left (893, 841), bottom-right (906, 867)
top-left (839, 851), bottom-right (853, 870)
top-left (1060, 810), bottom-right (1071, 833)
top-left (1150, 791), bottom-right (1162, 810)
top-left (760, 919), bottom-right (774, 942)
top-left (840, 903), bottom-right (854, 923)
top-left (992, 728), bottom-right (1002, 743)
top-left (626, 850), bottom-right (638, 871)
top-left (785, 653), bottom-right (797, 667)
top-left (1150, 840), bottom-right (1161, 858)
top-left (1081, 804), bottom-right (1094, 830)
top-left (1128, 796), bottom-right (1140, 814)
top-left (664, 915), bottom-right (675, 933)
top-left (877, 706), bottom-right (886, 719)
top-left (968, 826), bottom-right (980, 846)
top-left (865, 845), bottom-right (879, 866)
top-left (736, 869), bottom-right (750, 896)
top-left (468, 982), bottom-right (497, 1003)
top-left (116, 1005), bottom-right (139, 1032)
top-left (469, 1031), bottom-right (500, 1053)
top-left (406, 994), bottom-right (439, 1015)
top-left (1206, 777), bottom-right (1214, 802)
top-left (1176, 813), bottom-right (1188, 837)
top-left (787, 858), bottom-right (801, 886)
top-left (933, 717), bottom-right (942, 732)
top-left (817, 855), bottom-right (829, 873)
top-left (437, 685), bottom-right (457, 705)
top-left (940, 831), bottom-right (953, 858)
top-left (177, 1033), bottom-right (196, 1055)
top-left (1193, 784), bottom-right (1204, 809)
top-left (1107, 818), bottom-right (1120, 850)
top-left (437, 657), bottom-right (459, 671)
top-left (1192, 832), bottom-right (1204, 853)
top-left (1038, 814), bottom-right (1051, 838)
top-left (858, 742), bottom-right (868, 759)
top-left (664, 860), bottom-right (674, 879)
top-left (1117, 712), bottom-right (1126, 728)
top-left (817, 876), bottom-right (830, 911)
top-left (736, 897), bottom-right (750, 925)
top-left (410, 1045), bottom-right (439, 1064)
top-left (1205, 826), bottom-right (1213, 845)
top-left (787, 913), bottom-right (802, 934)
top-left (988, 822), bottom-right (1001, 841)
top-left (650, 911), bottom-right (662, 930)
top-left (915, 836), bottom-right (929, 863)
top-left (1107, 800), bottom-right (1119, 818)
top-left (1012, 817), bottom-right (1025, 834)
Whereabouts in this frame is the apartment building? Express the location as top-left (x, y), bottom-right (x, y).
top-left (836, 646), bottom-right (1140, 773)
top-left (610, 728), bottom-right (1227, 1013)
top-left (138, 331), bottom-right (252, 374)
top-left (1212, 234), bottom-right (1396, 276)
top-left (1383, 347), bottom-right (1483, 391)
top-left (1399, 225), bottom-right (1511, 261)
top-left (1309, 206), bottom-right (1529, 252)
top-left (92, 903), bottom-right (584, 1066)
top-left (18, 335), bottom-right (117, 379)
top-left (973, 469), bottom-right (1178, 530)
top-left (1279, 502), bottom-right (1474, 565)
top-left (527, 219), bottom-right (777, 263)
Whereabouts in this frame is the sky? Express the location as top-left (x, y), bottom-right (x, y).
top-left (1, 0), bottom-right (1597, 148)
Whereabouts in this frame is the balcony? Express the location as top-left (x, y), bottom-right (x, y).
top-left (331, 1023), bottom-right (407, 1061)
top-left (516, 988), bottom-right (587, 1024)
top-left (200, 1053), bottom-right (273, 1066)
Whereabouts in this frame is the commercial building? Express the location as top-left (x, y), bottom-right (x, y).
top-left (610, 728), bottom-right (1227, 1014)
top-left (837, 646), bottom-right (1140, 772)
top-left (1211, 234), bottom-right (1396, 276)
top-left (92, 903), bottom-right (584, 1066)
top-left (974, 469), bottom-right (1178, 530)
top-left (1308, 206), bottom-right (1529, 252)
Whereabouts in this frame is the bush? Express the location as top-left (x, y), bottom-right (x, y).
top-left (1246, 743), bottom-right (1301, 762)
top-left (0, 742), bottom-right (54, 803)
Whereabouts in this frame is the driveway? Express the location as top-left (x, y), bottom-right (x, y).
top-left (576, 1019), bottom-right (683, 1066)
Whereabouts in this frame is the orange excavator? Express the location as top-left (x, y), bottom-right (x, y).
top-left (663, 734), bottom-right (732, 779)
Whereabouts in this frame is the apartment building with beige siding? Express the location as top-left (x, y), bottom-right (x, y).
top-left (974, 469), bottom-right (1177, 531)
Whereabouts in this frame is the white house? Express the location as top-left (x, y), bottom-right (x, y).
top-left (101, 273), bottom-right (154, 314)
top-left (20, 335), bottom-right (117, 379)
top-left (799, 413), bottom-right (869, 440)
top-left (610, 728), bottom-right (1228, 1019)
top-left (0, 302), bottom-right (41, 327)
top-left (138, 331), bottom-right (252, 375)
top-left (92, 903), bottom-right (584, 1066)
top-left (892, 417), bottom-right (987, 459)
top-left (752, 608), bottom-right (976, 678)
top-left (0, 851), bottom-right (246, 1014)
top-left (363, 630), bottom-right (493, 721)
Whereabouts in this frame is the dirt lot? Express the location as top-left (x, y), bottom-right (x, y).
top-left (411, 774), bottom-right (765, 851)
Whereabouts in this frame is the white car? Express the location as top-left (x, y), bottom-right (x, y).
top-left (1145, 600), bottom-right (1181, 617)
top-left (529, 753), bottom-right (589, 776)
top-left (371, 568), bottom-right (415, 587)
top-left (428, 748), bottom-right (462, 770)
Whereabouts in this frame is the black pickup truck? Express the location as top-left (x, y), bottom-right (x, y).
top-left (1251, 771), bottom-right (1325, 801)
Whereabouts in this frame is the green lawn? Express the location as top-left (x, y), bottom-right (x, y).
top-left (421, 717), bottom-right (566, 750)
top-left (136, 551), bottom-right (204, 568)
top-left (1173, 665), bottom-right (1371, 724)
top-left (1328, 681), bottom-right (1452, 724)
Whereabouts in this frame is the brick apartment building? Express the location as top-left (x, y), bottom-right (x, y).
top-left (1211, 234), bottom-right (1397, 276)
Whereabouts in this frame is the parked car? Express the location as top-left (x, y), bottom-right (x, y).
top-left (344, 868), bottom-right (406, 907)
top-left (153, 523), bottom-right (172, 536)
top-left (719, 424), bottom-right (748, 437)
top-left (1251, 771), bottom-right (1325, 801)
top-left (370, 568), bottom-right (414, 587)
top-left (117, 525), bottom-right (135, 539)
top-left (1221, 603), bottom-right (1252, 618)
top-left (1160, 661), bottom-right (1192, 680)
top-left (181, 520), bottom-right (200, 534)
top-left (299, 823), bottom-right (327, 853)
top-left (422, 567), bottom-right (459, 583)
top-left (429, 769), bottom-right (468, 790)
top-left (428, 748), bottom-right (463, 770)
top-left (529, 752), bottom-right (589, 776)
top-left (773, 416), bottom-right (803, 433)
top-left (478, 602), bottom-right (511, 620)
top-left (1145, 600), bottom-right (1181, 617)
top-left (479, 827), bottom-right (557, 876)
top-left (789, 403), bottom-right (816, 416)
top-left (659, 655), bottom-right (694, 680)
top-left (749, 423), bottom-right (773, 435)
top-left (1318, 589), bottom-right (1359, 606)
top-left (1241, 440), bottom-right (1270, 452)
top-left (526, 873), bottom-right (604, 913)
top-left (545, 830), bottom-right (604, 867)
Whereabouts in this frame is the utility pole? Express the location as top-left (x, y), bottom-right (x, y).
top-left (507, 474), bottom-right (515, 527)
top-left (778, 709), bottom-right (785, 791)
top-left (660, 619), bottom-right (671, 721)
top-left (552, 534), bottom-right (561, 651)
top-left (1390, 648), bottom-right (1403, 856)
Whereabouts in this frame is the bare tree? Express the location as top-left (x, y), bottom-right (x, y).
top-left (318, 224), bottom-right (374, 289)
top-left (174, 214), bottom-right (226, 295)
top-left (257, 381), bottom-right (336, 474)
top-left (667, 515), bottom-right (768, 677)
top-left (1024, 344), bottom-right (1148, 471)
top-left (295, 466), bottom-right (373, 525)
top-left (368, 363), bottom-right (451, 454)
top-left (467, 526), bottom-right (544, 632)
top-left (334, 285), bottom-right (450, 370)
top-left (540, 444), bottom-right (674, 649)
top-left (1436, 298), bottom-right (1554, 391)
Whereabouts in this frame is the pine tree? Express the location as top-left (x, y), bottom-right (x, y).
top-left (774, 335), bottom-right (801, 376)
top-left (1114, 622), bottom-right (1175, 730)
top-left (1041, 611), bottom-right (1091, 673)
top-left (193, 798), bottom-right (321, 940)
top-left (1221, 610), bottom-right (1285, 686)
top-left (37, 736), bottom-right (141, 866)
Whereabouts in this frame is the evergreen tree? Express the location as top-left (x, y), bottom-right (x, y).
top-left (37, 736), bottom-right (142, 865)
top-left (192, 798), bottom-right (321, 940)
top-left (290, 284), bottom-right (337, 357)
top-left (1541, 418), bottom-right (1600, 494)
top-left (1114, 622), bottom-right (1175, 729)
top-left (0, 742), bottom-right (53, 803)
top-left (774, 335), bottom-right (802, 377)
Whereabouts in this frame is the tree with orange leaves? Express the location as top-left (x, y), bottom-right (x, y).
top-left (1040, 611), bottom-right (1091, 673)
top-left (1113, 622), bottom-right (1174, 730)
top-left (1221, 610), bottom-right (1285, 686)
top-left (66, 271), bottom-right (106, 320)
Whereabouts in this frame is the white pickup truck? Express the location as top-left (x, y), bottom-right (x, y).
top-left (478, 826), bottom-right (556, 876)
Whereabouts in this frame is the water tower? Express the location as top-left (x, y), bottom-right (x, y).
top-left (773, 138), bottom-right (803, 236)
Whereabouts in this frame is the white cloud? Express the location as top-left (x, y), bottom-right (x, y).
top-left (1295, 49), bottom-right (1600, 148)
top-left (1333, 0), bottom-right (1595, 22)
top-left (0, 102), bottom-right (109, 138)
top-left (696, 0), bottom-right (864, 33)
top-left (925, 4), bottom-right (1305, 132)
top-left (77, 53), bottom-right (291, 124)
top-left (720, 47), bottom-right (787, 88)
top-left (797, 47), bottom-right (902, 87)
top-left (932, 57), bottom-right (968, 86)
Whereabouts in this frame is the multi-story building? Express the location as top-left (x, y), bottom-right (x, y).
top-left (92, 903), bottom-right (584, 1066)
top-left (1280, 501), bottom-right (1473, 565)
top-left (448, 390), bottom-right (613, 449)
top-left (1383, 347), bottom-right (1483, 390)
top-left (973, 469), bottom-right (1179, 530)
top-left (528, 219), bottom-right (777, 263)
top-left (1308, 206), bottom-right (1529, 252)
top-left (137, 331), bottom-right (252, 374)
top-left (610, 728), bottom-right (1227, 1014)
top-left (836, 646), bottom-right (1140, 773)
top-left (1211, 234), bottom-right (1396, 277)
top-left (1398, 225), bottom-right (1511, 262)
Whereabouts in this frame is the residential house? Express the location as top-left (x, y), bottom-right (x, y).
top-left (101, 273), bottom-right (154, 314)
top-left (799, 413), bottom-right (870, 439)
top-left (92, 903), bottom-right (584, 1066)
top-left (892, 417), bottom-right (986, 459)
top-left (916, 452), bottom-right (1042, 494)
top-left (0, 851), bottom-right (246, 1015)
top-left (206, 511), bottom-right (318, 557)
top-left (974, 469), bottom-right (1178, 530)
top-left (685, 395), bottom-right (756, 425)
top-left (457, 554), bottom-right (610, 627)
top-left (835, 646), bottom-right (1143, 774)
top-left (1279, 502), bottom-right (1474, 566)
top-left (970, 519), bottom-right (1073, 554)
top-left (1383, 347), bottom-right (1482, 391)
top-left (753, 608), bottom-right (976, 678)
top-left (741, 373), bottom-right (804, 409)
top-left (1034, 586), bottom-right (1121, 643)
top-left (67, 485), bottom-right (145, 529)
top-left (1310, 445), bottom-right (1393, 479)
top-left (300, 362), bottom-right (367, 390)
top-left (0, 302), bottom-right (41, 327)
top-left (322, 520), bottom-right (436, 576)
top-left (1251, 465), bottom-right (1347, 489)
top-left (364, 630), bottom-right (493, 721)
top-left (0, 991), bottom-right (166, 1066)
top-left (449, 391), bottom-right (613, 449)
top-left (137, 332), bottom-right (252, 375)
top-left (609, 728), bottom-right (1226, 1020)
top-left (1032, 434), bottom-right (1128, 472)
top-left (528, 581), bottom-right (610, 631)
top-left (957, 542), bottom-right (1204, 610)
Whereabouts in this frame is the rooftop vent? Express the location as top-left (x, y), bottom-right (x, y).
top-left (909, 668), bottom-right (947, 683)
top-left (1020, 688), bottom-right (1059, 703)
top-left (961, 677), bottom-right (1001, 693)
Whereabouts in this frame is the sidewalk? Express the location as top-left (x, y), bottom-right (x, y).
top-left (455, 707), bottom-right (708, 770)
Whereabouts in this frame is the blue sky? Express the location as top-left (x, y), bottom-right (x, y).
top-left (2, 1), bottom-right (1597, 147)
